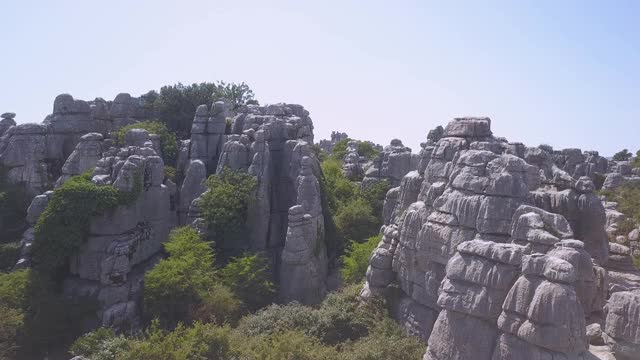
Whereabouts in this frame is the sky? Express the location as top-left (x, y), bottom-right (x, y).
top-left (0, 0), bottom-right (638, 156)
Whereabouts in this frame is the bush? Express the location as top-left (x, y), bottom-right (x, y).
top-left (71, 321), bottom-right (234, 360)
top-left (613, 149), bottom-right (633, 161)
top-left (0, 166), bottom-right (28, 243)
top-left (125, 321), bottom-right (233, 360)
top-left (338, 318), bottom-right (423, 360)
top-left (219, 253), bottom-right (275, 311)
top-left (145, 82), bottom-right (258, 138)
top-left (331, 138), bottom-right (351, 160)
top-left (335, 199), bottom-right (379, 243)
top-left (361, 180), bottom-right (391, 222)
top-left (235, 303), bottom-right (319, 338)
top-left (32, 171), bottom-right (141, 273)
top-left (232, 330), bottom-right (337, 360)
top-left (321, 158), bottom-right (360, 215)
top-left (600, 183), bottom-right (640, 225)
top-left (115, 121), bottom-right (178, 166)
top-left (341, 235), bottom-right (381, 284)
top-left (0, 242), bottom-right (21, 272)
top-left (200, 169), bottom-right (257, 242)
top-left (356, 141), bottom-right (379, 161)
top-left (192, 284), bottom-right (243, 326)
top-left (309, 285), bottom-right (384, 345)
top-left (143, 227), bottom-right (216, 328)
top-left (0, 305), bottom-right (25, 359)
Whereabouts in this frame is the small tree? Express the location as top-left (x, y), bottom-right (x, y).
top-left (613, 149), bottom-right (633, 161)
top-left (334, 199), bottom-right (379, 242)
top-left (219, 253), bottom-right (275, 311)
top-left (200, 169), bottom-right (257, 242)
top-left (143, 227), bottom-right (216, 327)
top-left (341, 235), bottom-right (381, 284)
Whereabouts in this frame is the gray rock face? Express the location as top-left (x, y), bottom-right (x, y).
top-left (64, 140), bottom-right (171, 331)
top-left (0, 93), bottom-right (150, 200)
top-left (186, 103), bottom-right (330, 304)
top-left (363, 139), bottom-right (418, 187)
top-left (189, 103), bottom-right (228, 173)
top-left (318, 131), bottom-right (349, 154)
top-left (341, 140), bottom-right (366, 180)
top-left (602, 290), bottom-right (640, 359)
top-left (55, 133), bottom-right (104, 187)
top-left (361, 117), bottom-right (638, 359)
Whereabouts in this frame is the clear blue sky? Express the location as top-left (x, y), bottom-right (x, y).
top-left (1, 0), bottom-right (638, 156)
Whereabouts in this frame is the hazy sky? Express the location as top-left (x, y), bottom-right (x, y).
top-left (1, 0), bottom-right (638, 156)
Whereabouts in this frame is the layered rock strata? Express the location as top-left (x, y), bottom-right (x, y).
top-left (361, 117), bottom-right (634, 359)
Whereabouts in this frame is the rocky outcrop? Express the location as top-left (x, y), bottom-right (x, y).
top-left (0, 93), bottom-right (149, 199)
top-left (363, 139), bottom-right (419, 187)
top-left (279, 157), bottom-right (327, 304)
top-left (361, 117), bottom-right (634, 360)
top-left (341, 140), bottom-right (366, 180)
top-left (63, 129), bottom-right (171, 331)
top-left (318, 131), bottom-right (348, 154)
top-left (185, 103), bottom-right (330, 304)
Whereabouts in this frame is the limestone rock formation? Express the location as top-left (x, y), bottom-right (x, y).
top-left (63, 129), bottom-right (171, 330)
top-left (184, 103), bottom-right (331, 304)
top-left (0, 93), bottom-right (149, 199)
top-left (363, 138), bottom-right (419, 187)
top-left (318, 131), bottom-right (349, 154)
top-left (361, 116), bottom-right (634, 360)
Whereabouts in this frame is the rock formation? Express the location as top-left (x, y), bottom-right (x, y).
top-left (361, 117), bottom-right (638, 359)
top-left (318, 131), bottom-right (349, 154)
top-left (0, 94), bottom-right (149, 199)
top-left (362, 139), bottom-right (419, 187)
top-left (181, 103), bottom-right (331, 304)
top-left (3, 94), bottom-right (331, 333)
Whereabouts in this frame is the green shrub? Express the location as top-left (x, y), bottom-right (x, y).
top-left (143, 227), bottom-right (216, 327)
top-left (338, 318), bottom-right (423, 360)
top-left (0, 242), bottom-right (21, 272)
top-left (613, 149), bottom-right (633, 162)
top-left (309, 285), bottom-right (385, 345)
top-left (115, 121), bottom-right (178, 166)
top-left (72, 321), bottom-right (234, 360)
top-left (335, 199), bottom-right (379, 243)
top-left (232, 330), bottom-right (338, 360)
top-left (125, 321), bottom-right (233, 360)
top-left (341, 235), bottom-right (381, 284)
top-left (321, 158), bottom-right (360, 215)
top-left (192, 283), bottom-right (243, 326)
top-left (235, 302), bottom-right (319, 338)
top-left (634, 150), bottom-right (640, 168)
top-left (32, 171), bottom-right (141, 273)
top-left (0, 269), bottom-right (30, 309)
top-left (0, 166), bottom-right (28, 243)
top-left (164, 165), bottom-right (177, 182)
top-left (331, 138), bottom-right (351, 160)
top-left (361, 180), bottom-right (391, 222)
top-left (600, 183), bottom-right (640, 225)
top-left (219, 253), bottom-right (275, 311)
top-left (200, 169), bottom-right (257, 242)
top-left (356, 141), bottom-right (379, 161)
top-left (70, 327), bottom-right (129, 360)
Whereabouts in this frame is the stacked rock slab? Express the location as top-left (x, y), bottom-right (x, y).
top-left (280, 156), bottom-right (328, 304)
top-left (0, 93), bottom-right (149, 200)
top-left (318, 130), bottom-right (349, 155)
top-left (362, 117), bottom-right (628, 359)
top-left (186, 103), bottom-right (329, 304)
top-left (62, 129), bottom-right (171, 331)
top-left (363, 139), bottom-right (419, 187)
top-left (551, 148), bottom-right (609, 183)
top-left (341, 140), bottom-right (366, 180)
